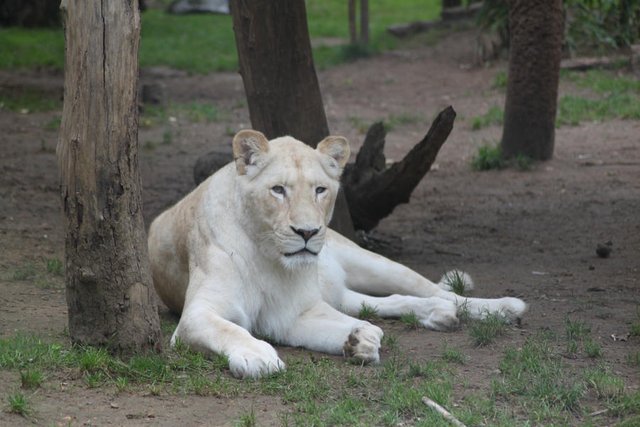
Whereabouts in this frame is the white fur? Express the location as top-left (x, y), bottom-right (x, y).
top-left (148, 131), bottom-right (527, 379)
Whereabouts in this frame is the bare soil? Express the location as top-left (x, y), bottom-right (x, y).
top-left (1, 29), bottom-right (639, 426)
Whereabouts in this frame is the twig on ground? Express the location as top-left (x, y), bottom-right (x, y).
top-left (421, 396), bottom-right (467, 427)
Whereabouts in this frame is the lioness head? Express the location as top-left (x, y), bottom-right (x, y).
top-left (232, 130), bottom-right (350, 269)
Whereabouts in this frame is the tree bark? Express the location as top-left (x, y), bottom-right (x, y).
top-left (343, 107), bottom-right (456, 231)
top-left (230, 0), bottom-right (355, 238)
top-left (500, 0), bottom-right (564, 161)
top-left (230, 0), bottom-right (330, 147)
top-left (57, 0), bottom-right (161, 354)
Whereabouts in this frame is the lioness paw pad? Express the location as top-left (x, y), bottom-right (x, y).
top-left (343, 324), bottom-right (383, 364)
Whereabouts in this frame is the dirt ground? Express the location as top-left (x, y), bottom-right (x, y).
top-left (1, 29), bottom-right (639, 425)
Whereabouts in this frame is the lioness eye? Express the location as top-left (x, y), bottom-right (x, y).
top-left (271, 185), bottom-right (285, 195)
top-left (316, 187), bottom-right (327, 195)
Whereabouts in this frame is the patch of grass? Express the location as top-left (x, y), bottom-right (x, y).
top-left (7, 392), bottom-right (31, 417)
top-left (384, 112), bottom-right (422, 131)
top-left (441, 344), bottom-right (466, 365)
top-left (584, 338), bottom-right (602, 358)
top-left (471, 106), bottom-right (504, 130)
top-left (0, 88), bottom-right (61, 113)
top-left (514, 154), bottom-right (533, 171)
top-left (628, 352), bottom-right (640, 368)
top-left (1, 1), bottom-right (441, 73)
top-left (45, 258), bottom-right (63, 276)
top-left (493, 333), bottom-right (584, 417)
top-left (235, 408), bottom-right (257, 427)
top-left (584, 367), bottom-right (625, 400)
top-left (114, 376), bottom-right (129, 393)
top-left (469, 312), bottom-right (508, 347)
top-left (471, 143), bottom-right (504, 171)
top-left (358, 303), bottom-right (379, 320)
top-left (557, 70), bottom-right (640, 126)
top-left (441, 270), bottom-right (468, 296)
top-left (400, 311), bottom-right (421, 329)
top-left (44, 116), bottom-right (62, 131)
top-left (20, 369), bottom-right (43, 390)
top-left (141, 102), bottom-right (219, 128)
top-left (492, 70), bottom-right (508, 89)
top-left (11, 263), bottom-right (37, 281)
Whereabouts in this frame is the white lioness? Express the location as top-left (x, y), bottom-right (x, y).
top-left (148, 130), bottom-right (526, 379)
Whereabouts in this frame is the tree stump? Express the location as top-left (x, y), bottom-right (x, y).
top-left (343, 106), bottom-right (456, 231)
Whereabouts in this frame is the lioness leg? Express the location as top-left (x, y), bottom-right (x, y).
top-left (284, 302), bottom-right (383, 363)
top-left (326, 230), bottom-right (527, 321)
top-left (337, 290), bottom-right (459, 331)
top-left (173, 266), bottom-right (285, 379)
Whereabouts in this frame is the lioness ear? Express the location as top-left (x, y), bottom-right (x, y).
top-left (317, 136), bottom-right (350, 169)
top-left (232, 130), bottom-right (270, 176)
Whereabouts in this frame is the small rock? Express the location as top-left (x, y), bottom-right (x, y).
top-left (596, 243), bottom-right (612, 258)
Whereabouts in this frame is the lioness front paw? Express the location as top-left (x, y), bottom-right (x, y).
top-left (343, 323), bottom-right (383, 364)
top-left (227, 341), bottom-right (285, 379)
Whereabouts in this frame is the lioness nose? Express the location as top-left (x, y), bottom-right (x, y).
top-left (291, 226), bottom-right (320, 242)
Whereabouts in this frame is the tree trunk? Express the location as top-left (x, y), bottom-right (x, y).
top-left (500, 0), bottom-right (564, 161)
top-left (359, 0), bottom-right (369, 45)
top-left (57, 0), bottom-right (161, 354)
top-left (348, 0), bottom-right (357, 44)
top-left (230, 0), bottom-right (355, 238)
top-left (230, 0), bottom-right (330, 147)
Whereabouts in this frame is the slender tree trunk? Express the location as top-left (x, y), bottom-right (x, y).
top-left (500, 0), bottom-right (564, 160)
top-left (230, 0), bottom-right (355, 238)
top-left (57, 0), bottom-right (161, 354)
top-left (359, 0), bottom-right (369, 45)
top-left (348, 0), bottom-right (357, 44)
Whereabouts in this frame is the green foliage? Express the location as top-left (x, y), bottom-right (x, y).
top-left (471, 106), bottom-right (504, 130)
top-left (494, 333), bottom-right (584, 415)
top-left (400, 311), bottom-right (421, 329)
top-left (0, 1), bottom-right (441, 73)
top-left (441, 270), bottom-right (469, 296)
top-left (20, 369), bottom-right (43, 390)
top-left (357, 303), bottom-right (379, 320)
top-left (441, 345), bottom-right (466, 364)
top-left (475, 0), bottom-right (640, 56)
top-left (45, 258), bottom-right (63, 276)
top-left (471, 143), bottom-right (505, 171)
top-left (584, 367), bottom-right (625, 400)
top-left (492, 70), bottom-right (508, 89)
top-left (44, 116), bottom-right (61, 131)
top-left (0, 88), bottom-right (61, 113)
top-left (565, 0), bottom-right (640, 53)
top-left (7, 392), bottom-right (30, 417)
top-left (469, 312), bottom-right (508, 346)
top-left (11, 263), bottom-right (37, 281)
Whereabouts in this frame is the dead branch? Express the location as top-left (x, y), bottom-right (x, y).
top-left (342, 106), bottom-right (456, 231)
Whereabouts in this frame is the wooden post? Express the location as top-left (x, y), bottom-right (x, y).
top-left (57, 0), bottom-right (161, 354)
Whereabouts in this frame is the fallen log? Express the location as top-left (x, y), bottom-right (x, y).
top-left (343, 106), bottom-right (456, 231)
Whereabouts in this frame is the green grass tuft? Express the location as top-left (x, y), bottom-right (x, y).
top-left (471, 143), bottom-right (504, 171)
top-left (358, 303), bottom-right (379, 320)
top-left (469, 312), bottom-right (508, 346)
top-left (45, 258), bottom-right (64, 276)
top-left (400, 312), bottom-right (421, 329)
top-left (471, 106), bottom-right (504, 130)
top-left (20, 369), bottom-right (43, 390)
top-left (7, 392), bottom-right (31, 417)
top-left (441, 344), bottom-right (466, 364)
top-left (441, 270), bottom-right (468, 296)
